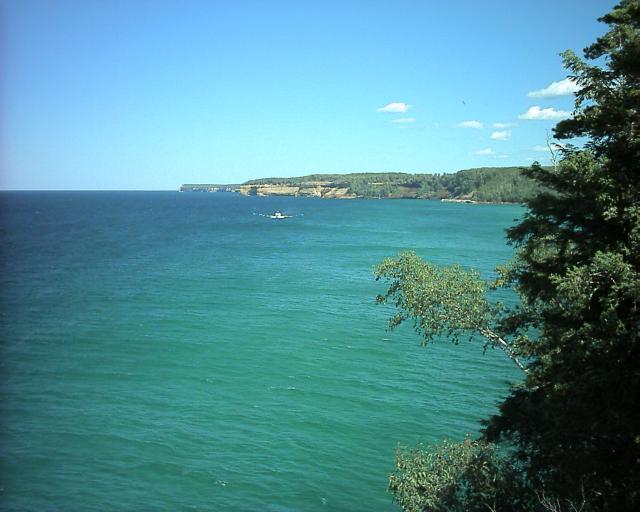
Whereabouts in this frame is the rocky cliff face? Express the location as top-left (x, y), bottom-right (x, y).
top-left (238, 182), bottom-right (357, 199)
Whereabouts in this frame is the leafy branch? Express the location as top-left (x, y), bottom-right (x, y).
top-left (374, 251), bottom-right (527, 373)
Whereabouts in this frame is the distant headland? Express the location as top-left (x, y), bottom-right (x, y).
top-left (180, 166), bottom-right (542, 203)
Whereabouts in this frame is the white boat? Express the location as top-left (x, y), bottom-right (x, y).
top-left (269, 211), bottom-right (291, 219)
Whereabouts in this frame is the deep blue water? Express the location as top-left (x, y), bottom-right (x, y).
top-left (0, 192), bottom-right (524, 511)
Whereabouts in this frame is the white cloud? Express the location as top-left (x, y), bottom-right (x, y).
top-left (527, 78), bottom-right (580, 98)
top-left (377, 102), bottom-right (410, 113)
top-left (518, 106), bottom-right (571, 120)
top-left (475, 148), bottom-right (495, 155)
top-left (493, 122), bottom-right (512, 128)
top-left (532, 145), bottom-right (550, 152)
top-left (392, 117), bottom-right (416, 124)
top-left (457, 120), bottom-right (483, 129)
top-left (491, 130), bottom-right (511, 141)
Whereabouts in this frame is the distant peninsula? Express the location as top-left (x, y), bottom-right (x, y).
top-left (180, 166), bottom-right (541, 203)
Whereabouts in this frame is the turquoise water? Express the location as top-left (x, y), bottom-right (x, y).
top-left (0, 192), bottom-right (523, 511)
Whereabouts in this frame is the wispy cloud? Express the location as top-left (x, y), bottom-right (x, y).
top-left (532, 144), bottom-right (550, 152)
top-left (392, 117), bottom-right (416, 124)
top-left (457, 120), bottom-right (483, 129)
top-left (377, 102), bottom-right (410, 113)
top-left (475, 148), bottom-right (495, 155)
top-left (527, 78), bottom-right (579, 98)
top-left (518, 106), bottom-right (571, 120)
top-left (493, 122), bottom-right (512, 128)
top-left (491, 130), bottom-right (511, 141)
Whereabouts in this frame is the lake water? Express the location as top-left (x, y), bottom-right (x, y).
top-left (0, 192), bottom-right (524, 511)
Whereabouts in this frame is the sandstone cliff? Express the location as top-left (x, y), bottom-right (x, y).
top-left (238, 182), bottom-right (357, 199)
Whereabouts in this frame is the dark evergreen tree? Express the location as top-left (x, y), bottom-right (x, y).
top-left (376, 1), bottom-right (640, 509)
top-left (487, 1), bottom-right (640, 507)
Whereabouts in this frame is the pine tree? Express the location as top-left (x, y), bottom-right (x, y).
top-left (376, 2), bottom-right (640, 509)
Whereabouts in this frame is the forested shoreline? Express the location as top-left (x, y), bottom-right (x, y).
top-left (182, 166), bottom-right (543, 203)
top-left (245, 167), bottom-right (540, 202)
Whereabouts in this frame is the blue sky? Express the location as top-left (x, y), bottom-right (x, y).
top-left (1, 0), bottom-right (616, 190)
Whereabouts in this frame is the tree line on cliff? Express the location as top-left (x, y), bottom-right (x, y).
top-left (242, 166), bottom-right (541, 202)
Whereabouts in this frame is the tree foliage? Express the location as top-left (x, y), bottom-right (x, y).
top-left (375, 253), bottom-right (491, 344)
top-left (374, 252), bottom-right (527, 371)
top-left (389, 439), bottom-right (525, 512)
top-left (376, 2), bottom-right (640, 510)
